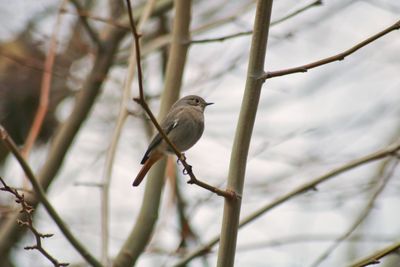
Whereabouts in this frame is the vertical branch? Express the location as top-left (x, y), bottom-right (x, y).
top-left (0, 22), bottom-right (126, 266)
top-left (112, 0), bottom-right (192, 266)
top-left (22, 0), bottom-right (68, 159)
top-left (216, 1), bottom-right (274, 266)
top-left (69, 0), bottom-right (102, 47)
top-left (172, 139), bottom-right (400, 266)
top-left (0, 0), bottom-right (171, 263)
top-left (100, 0), bottom-right (157, 265)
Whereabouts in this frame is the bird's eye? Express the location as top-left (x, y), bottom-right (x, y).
top-left (194, 98), bottom-right (200, 104)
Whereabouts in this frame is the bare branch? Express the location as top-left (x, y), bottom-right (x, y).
top-left (216, 0), bottom-right (274, 266)
top-left (270, 0), bottom-right (322, 26)
top-left (188, 0), bottom-right (322, 44)
top-left (22, 0), bottom-right (67, 159)
top-left (100, 0), bottom-right (157, 264)
top-left (0, 126), bottom-right (102, 267)
top-left (60, 7), bottom-right (130, 30)
top-left (189, 30), bottom-right (252, 44)
top-left (0, 51), bottom-right (58, 76)
top-left (236, 234), bottom-right (397, 252)
top-left (173, 139), bottom-right (400, 266)
top-left (69, 0), bottom-right (103, 48)
top-left (0, 177), bottom-right (69, 267)
top-left (261, 19), bottom-right (400, 80)
top-left (125, 0), bottom-right (235, 199)
top-left (310, 159), bottom-right (399, 267)
top-left (349, 241), bottom-right (400, 267)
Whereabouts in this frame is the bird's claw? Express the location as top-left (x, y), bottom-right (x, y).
top-left (182, 164), bottom-right (192, 175)
top-left (176, 153), bottom-right (186, 165)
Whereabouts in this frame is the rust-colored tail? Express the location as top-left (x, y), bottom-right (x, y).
top-left (132, 153), bottom-right (163, 186)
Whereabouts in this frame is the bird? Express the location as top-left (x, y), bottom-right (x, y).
top-left (132, 95), bottom-right (213, 187)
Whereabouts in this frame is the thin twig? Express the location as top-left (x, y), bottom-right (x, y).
top-left (60, 7), bottom-right (130, 30)
top-left (0, 177), bottom-right (69, 267)
top-left (310, 159), bottom-right (399, 267)
top-left (173, 176), bottom-right (199, 250)
top-left (173, 139), bottom-right (400, 266)
top-left (69, 0), bottom-right (103, 48)
top-left (349, 241), bottom-right (400, 267)
top-left (113, 1), bottom-right (192, 265)
top-left (138, 4), bottom-right (253, 55)
top-left (236, 234), bottom-right (396, 252)
top-left (270, 0), bottom-right (322, 26)
top-left (0, 126), bottom-right (102, 267)
top-left (22, 0), bottom-right (67, 159)
top-left (125, 0), bottom-right (235, 199)
top-left (188, 0), bottom-right (322, 44)
top-left (0, 51), bottom-right (63, 77)
top-left (189, 30), bottom-right (252, 44)
top-left (261, 19), bottom-right (400, 80)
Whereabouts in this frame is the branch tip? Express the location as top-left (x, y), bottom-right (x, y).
top-left (24, 245), bottom-right (38, 250)
top-left (42, 233), bottom-right (54, 238)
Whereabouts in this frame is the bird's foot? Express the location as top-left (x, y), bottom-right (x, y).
top-left (182, 164), bottom-right (192, 175)
top-left (176, 153), bottom-right (187, 165)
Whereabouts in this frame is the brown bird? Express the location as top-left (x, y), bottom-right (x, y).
top-left (132, 95), bottom-right (213, 186)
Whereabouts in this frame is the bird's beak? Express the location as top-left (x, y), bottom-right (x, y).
top-left (205, 102), bottom-right (214, 106)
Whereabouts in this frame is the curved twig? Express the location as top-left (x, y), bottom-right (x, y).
top-left (0, 177), bottom-right (69, 267)
top-left (260, 19), bottom-right (400, 80)
top-left (0, 126), bottom-right (102, 267)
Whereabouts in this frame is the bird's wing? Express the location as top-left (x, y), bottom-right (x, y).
top-left (140, 118), bottom-right (178, 164)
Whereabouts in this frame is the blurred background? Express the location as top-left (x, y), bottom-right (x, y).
top-left (0, 0), bottom-right (399, 266)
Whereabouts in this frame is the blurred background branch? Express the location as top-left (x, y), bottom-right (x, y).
top-left (1, 1), bottom-right (400, 266)
top-left (0, 125), bottom-right (101, 266)
top-left (0, 177), bottom-right (69, 267)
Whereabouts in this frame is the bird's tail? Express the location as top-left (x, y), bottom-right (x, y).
top-left (132, 153), bottom-right (163, 186)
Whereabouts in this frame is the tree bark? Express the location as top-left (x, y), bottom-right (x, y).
top-left (216, 1), bottom-right (274, 266)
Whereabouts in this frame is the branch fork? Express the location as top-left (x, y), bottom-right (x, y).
top-left (0, 177), bottom-right (69, 267)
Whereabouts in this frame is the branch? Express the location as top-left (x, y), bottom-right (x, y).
top-left (0, 0), bottom-right (162, 260)
top-left (310, 159), bottom-right (399, 267)
top-left (237, 234), bottom-right (397, 252)
top-left (0, 177), bottom-right (69, 267)
top-left (0, 126), bottom-right (102, 267)
top-left (0, 51), bottom-right (62, 77)
top-left (349, 241), bottom-right (400, 267)
top-left (216, 0), bottom-right (273, 266)
top-left (173, 139), bottom-right (400, 266)
top-left (189, 30), bottom-right (252, 44)
top-left (113, 1), bottom-right (197, 266)
top-left (69, 0), bottom-right (103, 48)
top-left (22, 0), bottom-right (67, 158)
top-left (188, 0), bottom-right (322, 44)
top-left (270, 0), bottom-right (322, 25)
top-left (100, 0), bottom-right (157, 264)
top-left (260, 19), bottom-right (400, 80)
top-left (173, 173), bottom-right (201, 252)
top-left (60, 7), bottom-right (130, 30)
top-left (125, 0), bottom-right (234, 199)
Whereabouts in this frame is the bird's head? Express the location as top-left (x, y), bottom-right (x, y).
top-left (176, 95), bottom-right (213, 111)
